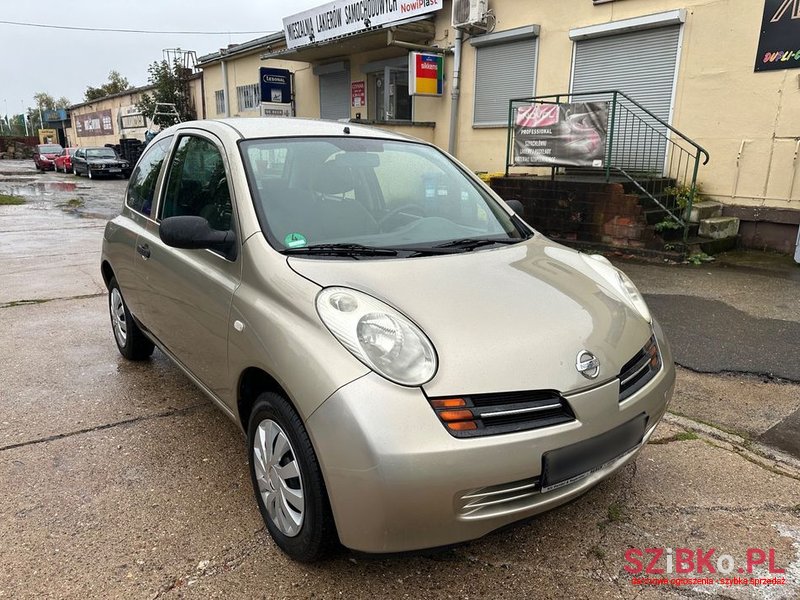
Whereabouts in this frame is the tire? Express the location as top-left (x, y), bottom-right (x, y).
top-left (73, 166), bottom-right (79, 176)
top-left (248, 392), bottom-right (336, 562)
top-left (87, 168), bottom-right (93, 180)
top-left (108, 277), bottom-right (154, 361)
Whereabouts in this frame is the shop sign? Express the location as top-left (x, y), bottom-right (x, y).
top-left (351, 81), bottom-right (367, 107)
top-left (75, 109), bottom-right (114, 138)
top-left (755, 0), bottom-right (800, 72)
top-left (283, 0), bottom-right (442, 50)
top-left (260, 67), bottom-right (293, 103)
top-left (38, 129), bottom-right (58, 144)
top-left (408, 52), bottom-right (443, 96)
top-left (261, 102), bottom-right (294, 117)
top-left (43, 109), bottom-right (67, 123)
top-left (513, 102), bottom-right (609, 168)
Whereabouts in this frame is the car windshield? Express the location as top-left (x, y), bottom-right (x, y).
top-left (39, 144), bottom-right (62, 154)
top-left (87, 148), bottom-right (117, 158)
top-left (240, 137), bottom-right (527, 255)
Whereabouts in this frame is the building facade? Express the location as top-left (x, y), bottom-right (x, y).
top-left (65, 75), bottom-right (204, 148)
top-left (200, 0), bottom-right (800, 252)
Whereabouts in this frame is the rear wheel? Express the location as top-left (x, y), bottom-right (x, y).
top-left (108, 277), bottom-right (154, 360)
top-left (248, 392), bottom-right (335, 562)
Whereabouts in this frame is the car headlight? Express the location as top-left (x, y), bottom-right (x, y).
top-left (316, 287), bottom-right (437, 386)
top-left (581, 254), bottom-right (651, 323)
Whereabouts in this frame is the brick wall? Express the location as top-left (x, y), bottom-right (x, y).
top-left (490, 176), bottom-right (658, 250)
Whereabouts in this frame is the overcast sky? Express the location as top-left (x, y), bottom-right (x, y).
top-left (0, 0), bottom-right (323, 115)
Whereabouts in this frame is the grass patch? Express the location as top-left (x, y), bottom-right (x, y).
top-left (674, 431), bottom-right (699, 442)
top-left (607, 503), bottom-right (626, 522)
top-left (62, 198), bottom-right (84, 209)
top-left (0, 194), bottom-right (25, 205)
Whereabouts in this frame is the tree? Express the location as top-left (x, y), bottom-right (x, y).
top-left (136, 60), bottom-right (196, 128)
top-left (84, 70), bottom-right (130, 101)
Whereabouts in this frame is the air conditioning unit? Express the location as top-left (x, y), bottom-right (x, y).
top-left (452, 0), bottom-right (487, 28)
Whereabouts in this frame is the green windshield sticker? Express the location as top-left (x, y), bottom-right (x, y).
top-left (284, 232), bottom-right (307, 248)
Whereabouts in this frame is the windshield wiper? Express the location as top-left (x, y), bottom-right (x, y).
top-left (283, 243), bottom-right (398, 257)
top-left (431, 238), bottom-right (522, 251)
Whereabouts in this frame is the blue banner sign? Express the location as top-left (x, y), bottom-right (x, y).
top-left (260, 68), bottom-right (292, 104)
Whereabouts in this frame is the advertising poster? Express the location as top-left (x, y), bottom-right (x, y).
top-left (75, 109), bottom-right (114, 138)
top-left (260, 67), bottom-right (292, 104)
top-left (409, 52), bottom-right (444, 96)
top-left (351, 81), bottom-right (366, 107)
top-left (754, 0), bottom-right (800, 72)
top-left (513, 102), bottom-right (609, 168)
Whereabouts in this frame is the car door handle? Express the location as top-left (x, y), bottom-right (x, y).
top-left (136, 243), bottom-right (151, 260)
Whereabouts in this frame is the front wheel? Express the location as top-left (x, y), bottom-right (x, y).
top-left (248, 393), bottom-right (336, 562)
top-left (87, 168), bottom-right (93, 180)
top-left (73, 166), bottom-right (79, 176)
top-left (108, 277), bottom-right (154, 360)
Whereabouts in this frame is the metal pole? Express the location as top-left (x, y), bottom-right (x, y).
top-left (505, 98), bottom-right (513, 177)
top-left (447, 28), bottom-right (463, 156)
top-left (605, 92), bottom-right (617, 181)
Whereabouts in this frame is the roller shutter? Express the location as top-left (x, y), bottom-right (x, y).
top-left (571, 26), bottom-right (681, 170)
top-left (319, 71), bottom-right (350, 120)
top-left (474, 37), bottom-right (538, 126)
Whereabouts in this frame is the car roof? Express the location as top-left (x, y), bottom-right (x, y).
top-left (167, 117), bottom-right (420, 144)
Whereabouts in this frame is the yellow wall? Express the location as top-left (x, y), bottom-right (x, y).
top-left (203, 0), bottom-right (799, 209)
top-left (446, 0), bottom-right (799, 207)
top-left (200, 53), bottom-right (318, 119)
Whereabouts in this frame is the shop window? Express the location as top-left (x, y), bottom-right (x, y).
top-left (472, 28), bottom-right (538, 127)
top-left (369, 67), bottom-right (411, 122)
top-left (214, 90), bottom-right (225, 115)
top-left (236, 83), bottom-right (260, 112)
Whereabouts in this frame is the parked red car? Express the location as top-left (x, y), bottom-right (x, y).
top-left (54, 147), bottom-right (78, 173)
top-left (33, 144), bottom-right (63, 171)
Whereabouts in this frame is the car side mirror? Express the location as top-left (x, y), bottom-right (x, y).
top-left (505, 199), bottom-right (525, 217)
top-left (160, 216), bottom-right (237, 260)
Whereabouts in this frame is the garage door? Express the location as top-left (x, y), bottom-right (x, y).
top-left (319, 71), bottom-right (350, 121)
top-left (571, 25), bottom-right (681, 171)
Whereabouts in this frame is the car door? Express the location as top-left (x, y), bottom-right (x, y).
top-left (137, 131), bottom-right (241, 400)
top-left (73, 149), bottom-right (84, 173)
top-left (118, 136), bottom-right (174, 317)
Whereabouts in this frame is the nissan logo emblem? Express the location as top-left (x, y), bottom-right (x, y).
top-left (576, 350), bottom-right (600, 379)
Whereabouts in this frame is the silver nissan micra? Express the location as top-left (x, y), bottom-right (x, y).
top-left (101, 118), bottom-right (675, 562)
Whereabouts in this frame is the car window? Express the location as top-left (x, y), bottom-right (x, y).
top-left (160, 135), bottom-right (233, 232)
top-left (240, 137), bottom-right (520, 250)
top-left (126, 136), bottom-right (173, 218)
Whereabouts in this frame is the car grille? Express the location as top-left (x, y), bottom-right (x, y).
top-left (427, 390), bottom-right (575, 438)
top-left (618, 335), bottom-right (661, 402)
top-left (457, 476), bottom-right (541, 518)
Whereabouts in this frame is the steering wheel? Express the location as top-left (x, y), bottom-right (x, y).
top-left (378, 204), bottom-right (426, 231)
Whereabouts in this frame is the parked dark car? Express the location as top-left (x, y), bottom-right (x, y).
top-left (54, 147), bottom-right (78, 173)
top-left (33, 144), bottom-right (63, 171)
top-left (72, 147), bottom-right (131, 179)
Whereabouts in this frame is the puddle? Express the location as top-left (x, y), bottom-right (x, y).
top-left (0, 181), bottom-right (80, 196)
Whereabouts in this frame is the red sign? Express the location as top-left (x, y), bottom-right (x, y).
top-left (351, 80), bottom-right (366, 108)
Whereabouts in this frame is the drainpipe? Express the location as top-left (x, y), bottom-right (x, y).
top-left (221, 58), bottom-right (230, 117)
top-left (447, 28), bottom-right (463, 156)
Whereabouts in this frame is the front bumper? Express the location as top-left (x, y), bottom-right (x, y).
top-left (307, 325), bottom-right (676, 553)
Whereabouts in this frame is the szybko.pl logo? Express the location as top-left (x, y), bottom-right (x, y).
top-left (624, 547), bottom-right (787, 587)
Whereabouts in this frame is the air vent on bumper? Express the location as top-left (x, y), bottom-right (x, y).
top-left (618, 335), bottom-right (661, 402)
top-left (428, 390), bottom-right (575, 438)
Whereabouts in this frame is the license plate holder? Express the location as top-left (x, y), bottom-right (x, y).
top-left (541, 413), bottom-right (647, 493)
top-left (108, 168), bottom-right (121, 173)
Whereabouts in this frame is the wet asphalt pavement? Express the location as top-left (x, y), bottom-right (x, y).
top-left (1, 160), bottom-right (799, 599)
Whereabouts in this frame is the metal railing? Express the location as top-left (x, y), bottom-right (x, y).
top-left (505, 91), bottom-right (710, 240)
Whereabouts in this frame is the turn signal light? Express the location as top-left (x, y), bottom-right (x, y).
top-left (439, 409), bottom-right (474, 422)
top-left (431, 398), bottom-right (466, 409)
top-left (447, 421), bottom-right (478, 431)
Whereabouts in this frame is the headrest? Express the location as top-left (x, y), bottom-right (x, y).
top-left (313, 162), bottom-right (354, 195)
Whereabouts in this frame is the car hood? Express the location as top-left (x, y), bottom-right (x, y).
top-left (87, 158), bottom-right (124, 164)
top-left (288, 237), bottom-right (653, 396)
